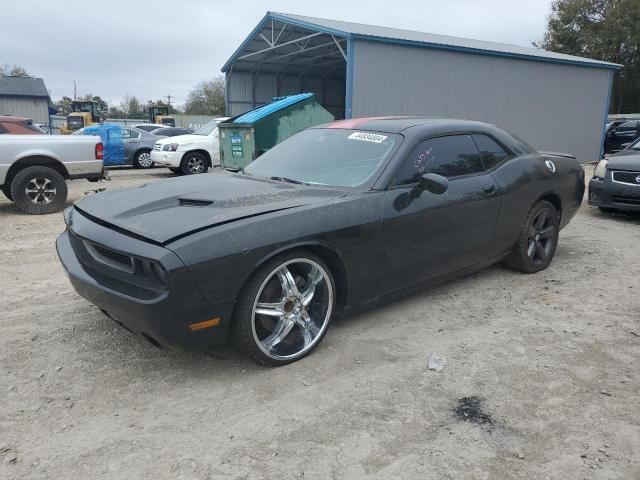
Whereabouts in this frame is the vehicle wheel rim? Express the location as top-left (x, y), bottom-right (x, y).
top-left (25, 178), bottom-right (56, 204)
top-left (187, 157), bottom-right (204, 173)
top-left (527, 209), bottom-right (556, 265)
top-left (252, 258), bottom-right (333, 360)
top-left (138, 152), bottom-right (152, 168)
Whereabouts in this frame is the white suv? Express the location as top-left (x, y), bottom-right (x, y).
top-left (151, 117), bottom-right (229, 174)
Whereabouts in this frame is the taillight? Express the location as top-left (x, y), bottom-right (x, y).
top-left (95, 142), bottom-right (104, 160)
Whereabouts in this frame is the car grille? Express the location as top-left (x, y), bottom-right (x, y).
top-left (153, 144), bottom-right (162, 151)
top-left (611, 195), bottom-right (640, 205)
top-left (83, 240), bottom-right (134, 273)
top-left (612, 171), bottom-right (640, 186)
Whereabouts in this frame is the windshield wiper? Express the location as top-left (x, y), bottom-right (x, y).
top-left (269, 176), bottom-right (306, 185)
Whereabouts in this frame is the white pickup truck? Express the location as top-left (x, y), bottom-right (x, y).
top-left (0, 134), bottom-right (104, 214)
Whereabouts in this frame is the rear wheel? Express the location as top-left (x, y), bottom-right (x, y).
top-left (133, 150), bottom-right (153, 169)
top-left (180, 152), bottom-right (208, 175)
top-left (10, 166), bottom-right (68, 215)
top-left (232, 251), bottom-right (336, 366)
top-left (504, 200), bottom-right (559, 273)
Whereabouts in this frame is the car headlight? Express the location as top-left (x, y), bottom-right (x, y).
top-left (163, 143), bottom-right (179, 152)
top-left (593, 159), bottom-right (608, 179)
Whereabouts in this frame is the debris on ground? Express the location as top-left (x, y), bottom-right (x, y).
top-left (428, 353), bottom-right (447, 372)
top-left (454, 396), bottom-right (493, 428)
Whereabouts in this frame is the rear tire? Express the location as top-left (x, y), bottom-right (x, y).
top-left (180, 152), bottom-right (208, 175)
top-left (133, 150), bottom-right (153, 169)
top-left (11, 166), bottom-right (68, 215)
top-left (1, 185), bottom-right (14, 202)
top-left (504, 200), bottom-right (559, 273)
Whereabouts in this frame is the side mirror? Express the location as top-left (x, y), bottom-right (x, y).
top-left (418, 173), bottom-right (449, 194)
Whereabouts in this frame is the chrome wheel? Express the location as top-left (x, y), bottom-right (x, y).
top-left (187, 156), bottom-right (205, 173)
top-left (252, 258), bottom-right (333, 360)
top-left (527, 208), bottom-right (556, 265)
top-left (25, 177), bottom-right (56, 204)
top-left (137, 151), bottom-right (153, 168)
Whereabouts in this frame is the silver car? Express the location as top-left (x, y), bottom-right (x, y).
top-left (76, 125), bottom-right (159, 169)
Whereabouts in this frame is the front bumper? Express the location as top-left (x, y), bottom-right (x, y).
top-left (56, 209), bottom-right (234, 350)
top-left (151, 150), bottom-right (183, 168)
top-left (588, 176), bottom-right (640, 212)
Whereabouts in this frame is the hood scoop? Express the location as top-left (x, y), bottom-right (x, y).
top-left (179, 198), bottom-right (214, 207)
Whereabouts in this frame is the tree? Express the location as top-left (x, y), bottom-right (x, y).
top-left (0, 64), bottom-right (31, 77)
top-left (537, 0), bottom-right (640, 113)
top-left (54, 96), bottom-right (74, 115)
top-left (184, 76), bottom-right (226, 115)
top-left (117, 94), bottom-right (144, 119)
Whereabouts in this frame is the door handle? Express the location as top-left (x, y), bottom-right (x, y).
top-left (482, 184), bottom-right (496, 195)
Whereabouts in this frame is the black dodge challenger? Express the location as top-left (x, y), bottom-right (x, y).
top-left (57, 118), bottom-right (585, 365)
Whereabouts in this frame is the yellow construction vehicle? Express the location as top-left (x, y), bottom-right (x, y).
top-left (148, 106), bottom-right (175, 127)
top-left (60, 101), bottom-right (101, 134)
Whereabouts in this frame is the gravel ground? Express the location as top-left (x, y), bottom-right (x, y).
top-left (1, 166), bottom-right (639, 480)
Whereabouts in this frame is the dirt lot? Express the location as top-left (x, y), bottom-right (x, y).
top-left (1, 167), bottom-right (639, 479)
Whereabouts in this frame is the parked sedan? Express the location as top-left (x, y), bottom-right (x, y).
top-left (150, 127), bottom-right (193, 137)
top-left (57, 118), bottom-right (584, 365)
top-left (133, 123), bottom-right (167, 133)
top-left (604, 120), bottom-right (640, 153)
top-left (78, 124), bottom-right (158, 168)
top-left (589, 147), bottom-right (640, 213)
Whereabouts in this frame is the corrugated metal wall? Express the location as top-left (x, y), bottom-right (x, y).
top-left (227, 71), bottom-right (346, 119)
top-left (351, 40), bottom-right (612, 162)
top-left (0, 97), bottom-right (49, 124)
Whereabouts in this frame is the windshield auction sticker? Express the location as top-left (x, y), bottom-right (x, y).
top-left (348, 132), bottom-right (388, 143)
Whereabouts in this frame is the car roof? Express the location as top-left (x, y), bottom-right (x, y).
top-left (0, 115), bottom-right (32, 122)
top-left (314, 116), bottom-right (497, 134)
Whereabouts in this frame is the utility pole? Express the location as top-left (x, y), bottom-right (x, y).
top-left (166, 94), bottom-right (172, 112)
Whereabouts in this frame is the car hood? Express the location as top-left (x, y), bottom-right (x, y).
top-left (154, 134), bottom-right (208, 145)
top-left (607, 152), bottom-right (640, 170)
top-left (74, 172), bottom-right (347, 244)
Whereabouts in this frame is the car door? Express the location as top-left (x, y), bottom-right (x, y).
top-left (122, 128), bottom-right (140, 163)
top-left (608, 121), bottom-right (640, 151)
top-left (380, 134), bottom-right (502, 294)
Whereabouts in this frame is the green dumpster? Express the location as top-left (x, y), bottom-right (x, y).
top-left (219, 93), bottom-right (334, 170)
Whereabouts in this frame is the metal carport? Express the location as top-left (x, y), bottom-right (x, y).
top-left (222, 12), bottom-right (621, 161)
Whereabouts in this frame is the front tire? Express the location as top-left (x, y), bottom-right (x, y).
top-left (232, 251), bottom-right (336, 366)
top-left (133, 150), bottom-right (153, 169)
top-left (11, 166), bottom-right (67, 215)
top-left (180, 152), bottom-right (208, 175)
top-left (504, 200), bottom-right (559, 273)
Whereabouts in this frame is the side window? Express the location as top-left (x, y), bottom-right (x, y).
top-left (121, 128), bottom-right (131, 139)
top-left (395, 134), bottom-right (482, 184)
top-left (129, 129), bottom-right (141, 139)
top-left (617, 121), bottom-right (638, 132)
top-left (472, 134), bottom-right (513, 170)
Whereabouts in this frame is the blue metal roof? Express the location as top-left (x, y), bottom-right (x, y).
top-left (222, 12), bottom-right (621, 72)
top-left (233, 93), bottom-right (314, 123)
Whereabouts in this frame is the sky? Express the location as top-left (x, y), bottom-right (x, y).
top-left (1, 0), bottom-right (553, 108)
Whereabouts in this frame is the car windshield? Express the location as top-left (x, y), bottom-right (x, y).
top-left (244, 129), bottom-right (400, 187)
top-left (627, 138), bottom-right (640, 150)
top-left (194, 119), bottom-right (221, 136)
